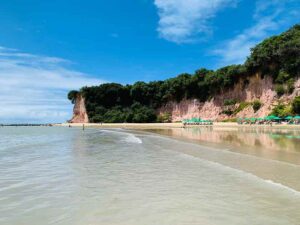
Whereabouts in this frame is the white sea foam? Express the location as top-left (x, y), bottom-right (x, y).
top-left (177, 151), bottom-right (300, 196)
top-left (265, 180), bottom-right (300, 195)
top-left (124, 134), bottom-right (143, 144)
top-left (101, 129), bottom-right (142, 144)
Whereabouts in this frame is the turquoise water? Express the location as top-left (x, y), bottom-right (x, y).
top-left (1, 127), bottom-right (300, 225)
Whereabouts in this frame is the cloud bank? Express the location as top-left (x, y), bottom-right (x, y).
top-left (213, 0), bottom-right (300, 66)
top-left (154, 0), bottom-right (239, 43)
top-left (0, 47), bottom-right (104, 123)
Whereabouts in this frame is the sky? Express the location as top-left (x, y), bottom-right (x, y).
top-left (0, 0), bottom-right (300, 123)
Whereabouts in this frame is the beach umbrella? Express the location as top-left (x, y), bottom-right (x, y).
top-left (250, 118), bottom-right (256, 121)
top-left (286, 135), bottom-right (294, 139)
top-left (294, 115), bottom-right (300, 119)
top-left (285, 116), bottom-right (293, 120)
top-left (265, 115), bottom-right (280, 120)
top-left (270, 134), bottom-right (281, 139)
top-left (190, 118), bottom-right (198, 123)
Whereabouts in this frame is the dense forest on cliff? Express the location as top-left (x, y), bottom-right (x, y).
top-left (68, 24), bottom-right (300, 123)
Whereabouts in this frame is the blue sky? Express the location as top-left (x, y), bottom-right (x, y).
top-left (0, 0), bottom-right (299, 123)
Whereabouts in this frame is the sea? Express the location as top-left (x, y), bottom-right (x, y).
top-left (1, 126), bottom-right (300, 225)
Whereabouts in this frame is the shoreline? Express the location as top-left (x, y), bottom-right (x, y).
top-left (54, 122), bottom-right (300, 130)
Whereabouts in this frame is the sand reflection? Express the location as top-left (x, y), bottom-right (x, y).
top-left (150, 127), bottom-right (300, 165)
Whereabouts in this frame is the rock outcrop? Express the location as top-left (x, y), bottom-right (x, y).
top-left (69, 94), bottom-right (89, 123)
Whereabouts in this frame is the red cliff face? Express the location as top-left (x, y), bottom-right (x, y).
top-left (69, 94), bottom-right (89, 123)
top-left (158, 75), bottom-right (300, 122)
top-left (70, 75), bottom-right (300, 123)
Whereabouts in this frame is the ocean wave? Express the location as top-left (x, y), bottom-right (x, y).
top-left (185, 154), bottom-right (300, 196)
top-left (123, 134), bottom-right (143, 144)
top-left (101, 129), bottom-right (142, 144)
top-left (265, 180), bottom-right (300, 195)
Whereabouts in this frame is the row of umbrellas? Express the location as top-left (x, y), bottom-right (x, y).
top-left (238, 115), bottom-right (300, 121)
top-left (183, 118), bottom-right (213, 123)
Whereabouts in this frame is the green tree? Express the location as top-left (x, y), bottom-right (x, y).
top-left (68, 90), bottom-right (79, 104)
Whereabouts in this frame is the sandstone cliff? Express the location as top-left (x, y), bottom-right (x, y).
top-left (158, 74), bottom-right (300, 122)
top-left (69, 94), bottom-right (89, 123)
top-left (69, 74), bottom-right (300, 123)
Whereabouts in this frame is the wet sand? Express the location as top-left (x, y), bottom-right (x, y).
top-left (55, 122), bottom-right (300, 130)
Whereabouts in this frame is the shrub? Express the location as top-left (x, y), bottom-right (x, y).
top-left (234, 102), bottom-right (250, 114)
top-left (287, 79), bottom-right (295, 94)
top-left (222, 109), bottom-right (233, 116)
top-left (157, 112), bottom-right (172, 123)
top-left (224, 99), bottom-right (237, 106)
top-left (252, 100), bottom-right (262, 112)
top-left (275, 84), bottom-right (285, 97)
top-left (271, 103), bottom-right (293, 117)
top-left (292, 96), bottom-right (300, 114)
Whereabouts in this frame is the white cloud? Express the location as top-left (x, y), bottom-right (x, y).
top-left (154, 0), bottom-right (239, 43)
top-left (213, 0), bottom-right (300, 66)
top-left (0, 47), bottom-right (104, 123)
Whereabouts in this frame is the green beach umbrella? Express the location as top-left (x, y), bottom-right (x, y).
top-left (285, 116), bottom-right (293, 120)
top-left (270, 134), bottom-right (281, 139)
top-left (265, 115), bottom-right (280, 120)
top-left (294, 115), bottom-right (300, 119)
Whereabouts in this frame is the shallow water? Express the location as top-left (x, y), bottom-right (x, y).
top-left (0, 127), bottom-right (300, 225)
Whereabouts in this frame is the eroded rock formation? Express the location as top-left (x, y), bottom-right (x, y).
top-left (69, 94), bottom-right (89, 123)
